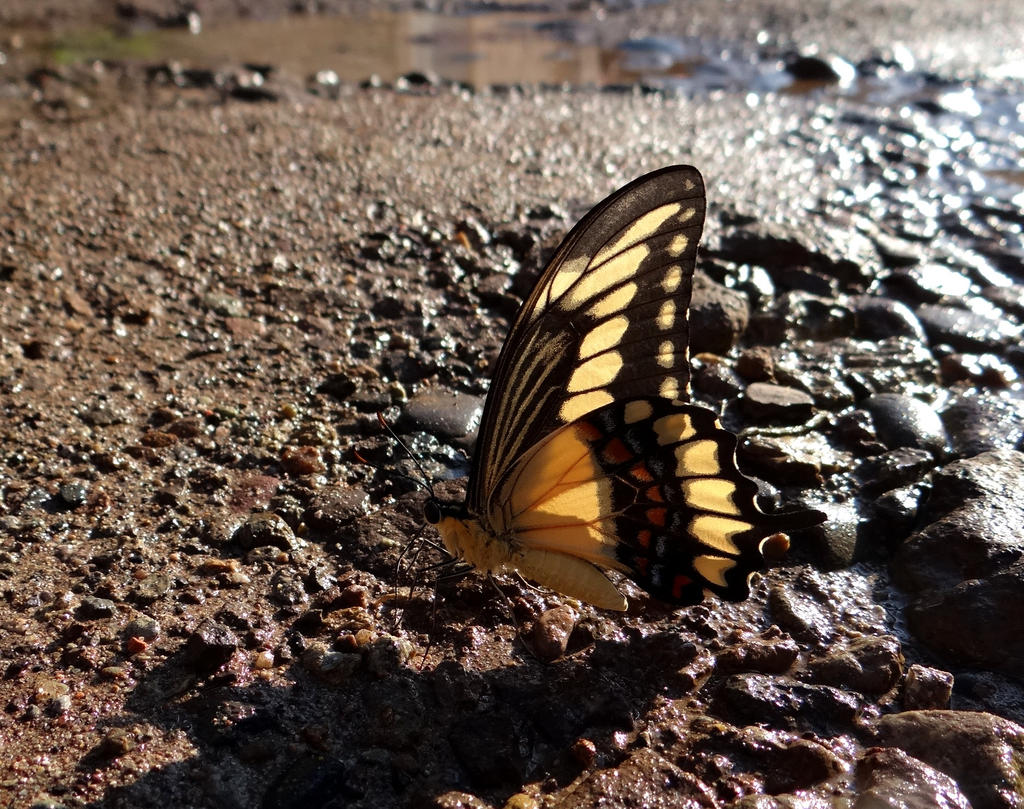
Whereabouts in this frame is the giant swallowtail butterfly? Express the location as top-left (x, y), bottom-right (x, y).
top-left (423, 165), bottom-right (824, 610)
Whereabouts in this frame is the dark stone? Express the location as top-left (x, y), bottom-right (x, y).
top-left (305, 487), bottom-right (371, 534)
top-left (186, 619), bottom-right (239, 671)
top-left (561, 748), bottom-right (716, 808)
top-left (77, 596), bottom-right (117, 620)
top-left (916, 302), bottom-right (1021, 352)
top-left (888, 263), bottom-right (972, 302)
top-left (742, 382), bottom-right (815, 424)
top-left (233, 512), bottom-right (298, 551)
top-left (875, 710), bottom-right (1024, 809)
top-left (851, 296), bottom-right (927, 341)
top-left (714, 674), bottom-right (860, 732)
top-left (531, 605), bottom-right (576, 662)
top-left (857, 448), bottom-right (934, 494)
top-left (854, 748), bottom-right (970, 809)
top-left (862, 393), bottom-right (949, 454)
top-left (689, 273), bottom-right (750, 356)
top-left (907, 562), bottom-right (1024, 673)
top-left (893, 451), bottom-right (1024, 670)
top-left (399, 388), bottom-right (483, 442)
top-left (903, 664), bottom-right (954, 710)
top-left (942, 393), bottom-right (1024, 456)
top-left (806, 635), bottom-right (903, 694)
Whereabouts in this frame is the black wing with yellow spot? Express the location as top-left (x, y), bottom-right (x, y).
top-left (468, 166), bottom-right (706, 514)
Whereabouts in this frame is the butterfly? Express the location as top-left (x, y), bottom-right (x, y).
top-left (422, 165), bottom-right (825, 611)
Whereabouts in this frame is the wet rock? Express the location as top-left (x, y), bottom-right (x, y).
top-left (233, 512), bottom-right (298, 551)
top-left (857, 448), bottom-right (935, 494)
top-left (722, 724), bottom-right (847, 795)
top-left (58, 480), bottom-right (89, 507)
top-left (125, 615), bottom-right (161, 642)
top-left (875, 710), bottom-right (1024, 809)
top-left (903, 664), bottom-right (954, 710)
top-left (888, 263), bottom-right (973, 302)
top-left (269, 567), bottom-right (309, 606)
top-left (305, 486), bottom-right (370, 534)
top-left (741, 383), bottom-right (815, 424)
top-left (894, 450), bottom-right (1024, 593)
top-left (982, 283), bottom-right (1024, 318)
top-left (531, 605), bottom-right (576, 662)
top-left (862, 393), bottom-right (949, 454)
top-left (317, 372), bottom-right (361, 402)
top-left (131, 572), bottom-right (171, 605)
top-left (400, 388), bottom-right (483, 442)
top-left (186, 619), bottom-right (239, 671)
top-left (227, 473), bottom-right (280, 511)
top-left (280, 445), bottom-right (326, 475)
top-left (915, 302), bottom-right (1022, 353)
top-left (768, 583), bottom-right (835, 645)
top-left (365, 635), bottom-right (414, 677)
top-left (753, 291), bottom-right (854, 343)
top-left (77, 596), bottom-right (117, 620)
top-left (689, 274), bottom-right (749, 355)
top-left (714, 227), bottom-right (868, 287)
top-left (785, 53), bottom-right (856, 84)
top-left (691, 359), bottom-right (744, 399)
top-left (807, 634), bottom-right (903, 694)
top-left (432, 792), bottom-right (494, 809)
top-left (302, 643), bottom-right (361, 684)
top-left (942, 393), bottom-right (1024, 456)
top-left (940, 351), bottom-right (1019, 388)
top-left (560, 748), bottom-right (716, 809)
top-left (735, 346), bottom-right (775, 382)
top-left (865, 484), bottom-right (924, 546)
top-left (798, 337), bottom-right (937, 401)
top-left (714, 674), bottom-right (860, 732)
top-left (851, 296), bottom-right (927, 341)
top-left (737, 433), bottom-right (827, 487)
top-left (907, 563), bottom-right (1024, 673)
top-left (716, 631), bottom-right (799, 675)
top-left (854, 747), bottom-right (971, 809)
top-left (871, 232), bottom-right (926, 269)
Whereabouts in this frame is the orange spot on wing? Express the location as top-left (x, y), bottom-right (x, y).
top-left (647, 507), bottom-right (667, 527)
top-left (577, 422), bottom-right (604, 442)
top-left (637, 529), bottom-right (652, 549)
top-left (631, 463), bottom-right (654, 484)
top-left (671, 574), bottom-right (693, 600)
top-left (602, 438), bottom-right (633, 464)
top-left (646, 486), bottom-right (664, 503)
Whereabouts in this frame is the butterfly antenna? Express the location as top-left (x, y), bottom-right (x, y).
top-left (375, 412), bottom-right (437, 498)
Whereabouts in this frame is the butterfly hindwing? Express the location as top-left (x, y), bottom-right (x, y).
top-left (487, 397), bottom-right (823, 607)
top-left (469, 166), bottom-right (706, 515)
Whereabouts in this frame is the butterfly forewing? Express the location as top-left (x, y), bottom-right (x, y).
top-left (469, 166), bottom-right (706, 514)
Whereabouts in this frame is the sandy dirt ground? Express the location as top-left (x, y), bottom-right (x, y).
top-left (2, 2), bottom-right (1024, 808)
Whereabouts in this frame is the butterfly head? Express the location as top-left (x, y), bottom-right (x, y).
top-left (422, 495), bottom-right (467, 527)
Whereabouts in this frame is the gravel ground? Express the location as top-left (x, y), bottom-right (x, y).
top-left (2, 2), bottom-right (1024, 808)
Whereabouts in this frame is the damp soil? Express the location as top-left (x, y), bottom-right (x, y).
top-left (3, 2), bottom-right (1024, 808)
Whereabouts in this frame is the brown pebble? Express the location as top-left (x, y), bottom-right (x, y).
top-left (570, 738), bottom-right (597, 768)
top-left (532, 605), bottom-right (576, 662)
top-left (903, 663), bottom-right (954, 709)
top-left (281, 445), bottom-right (326, 475)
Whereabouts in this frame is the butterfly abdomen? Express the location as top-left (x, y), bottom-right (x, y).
top-left (435, 511), bottom-right (629, 610)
